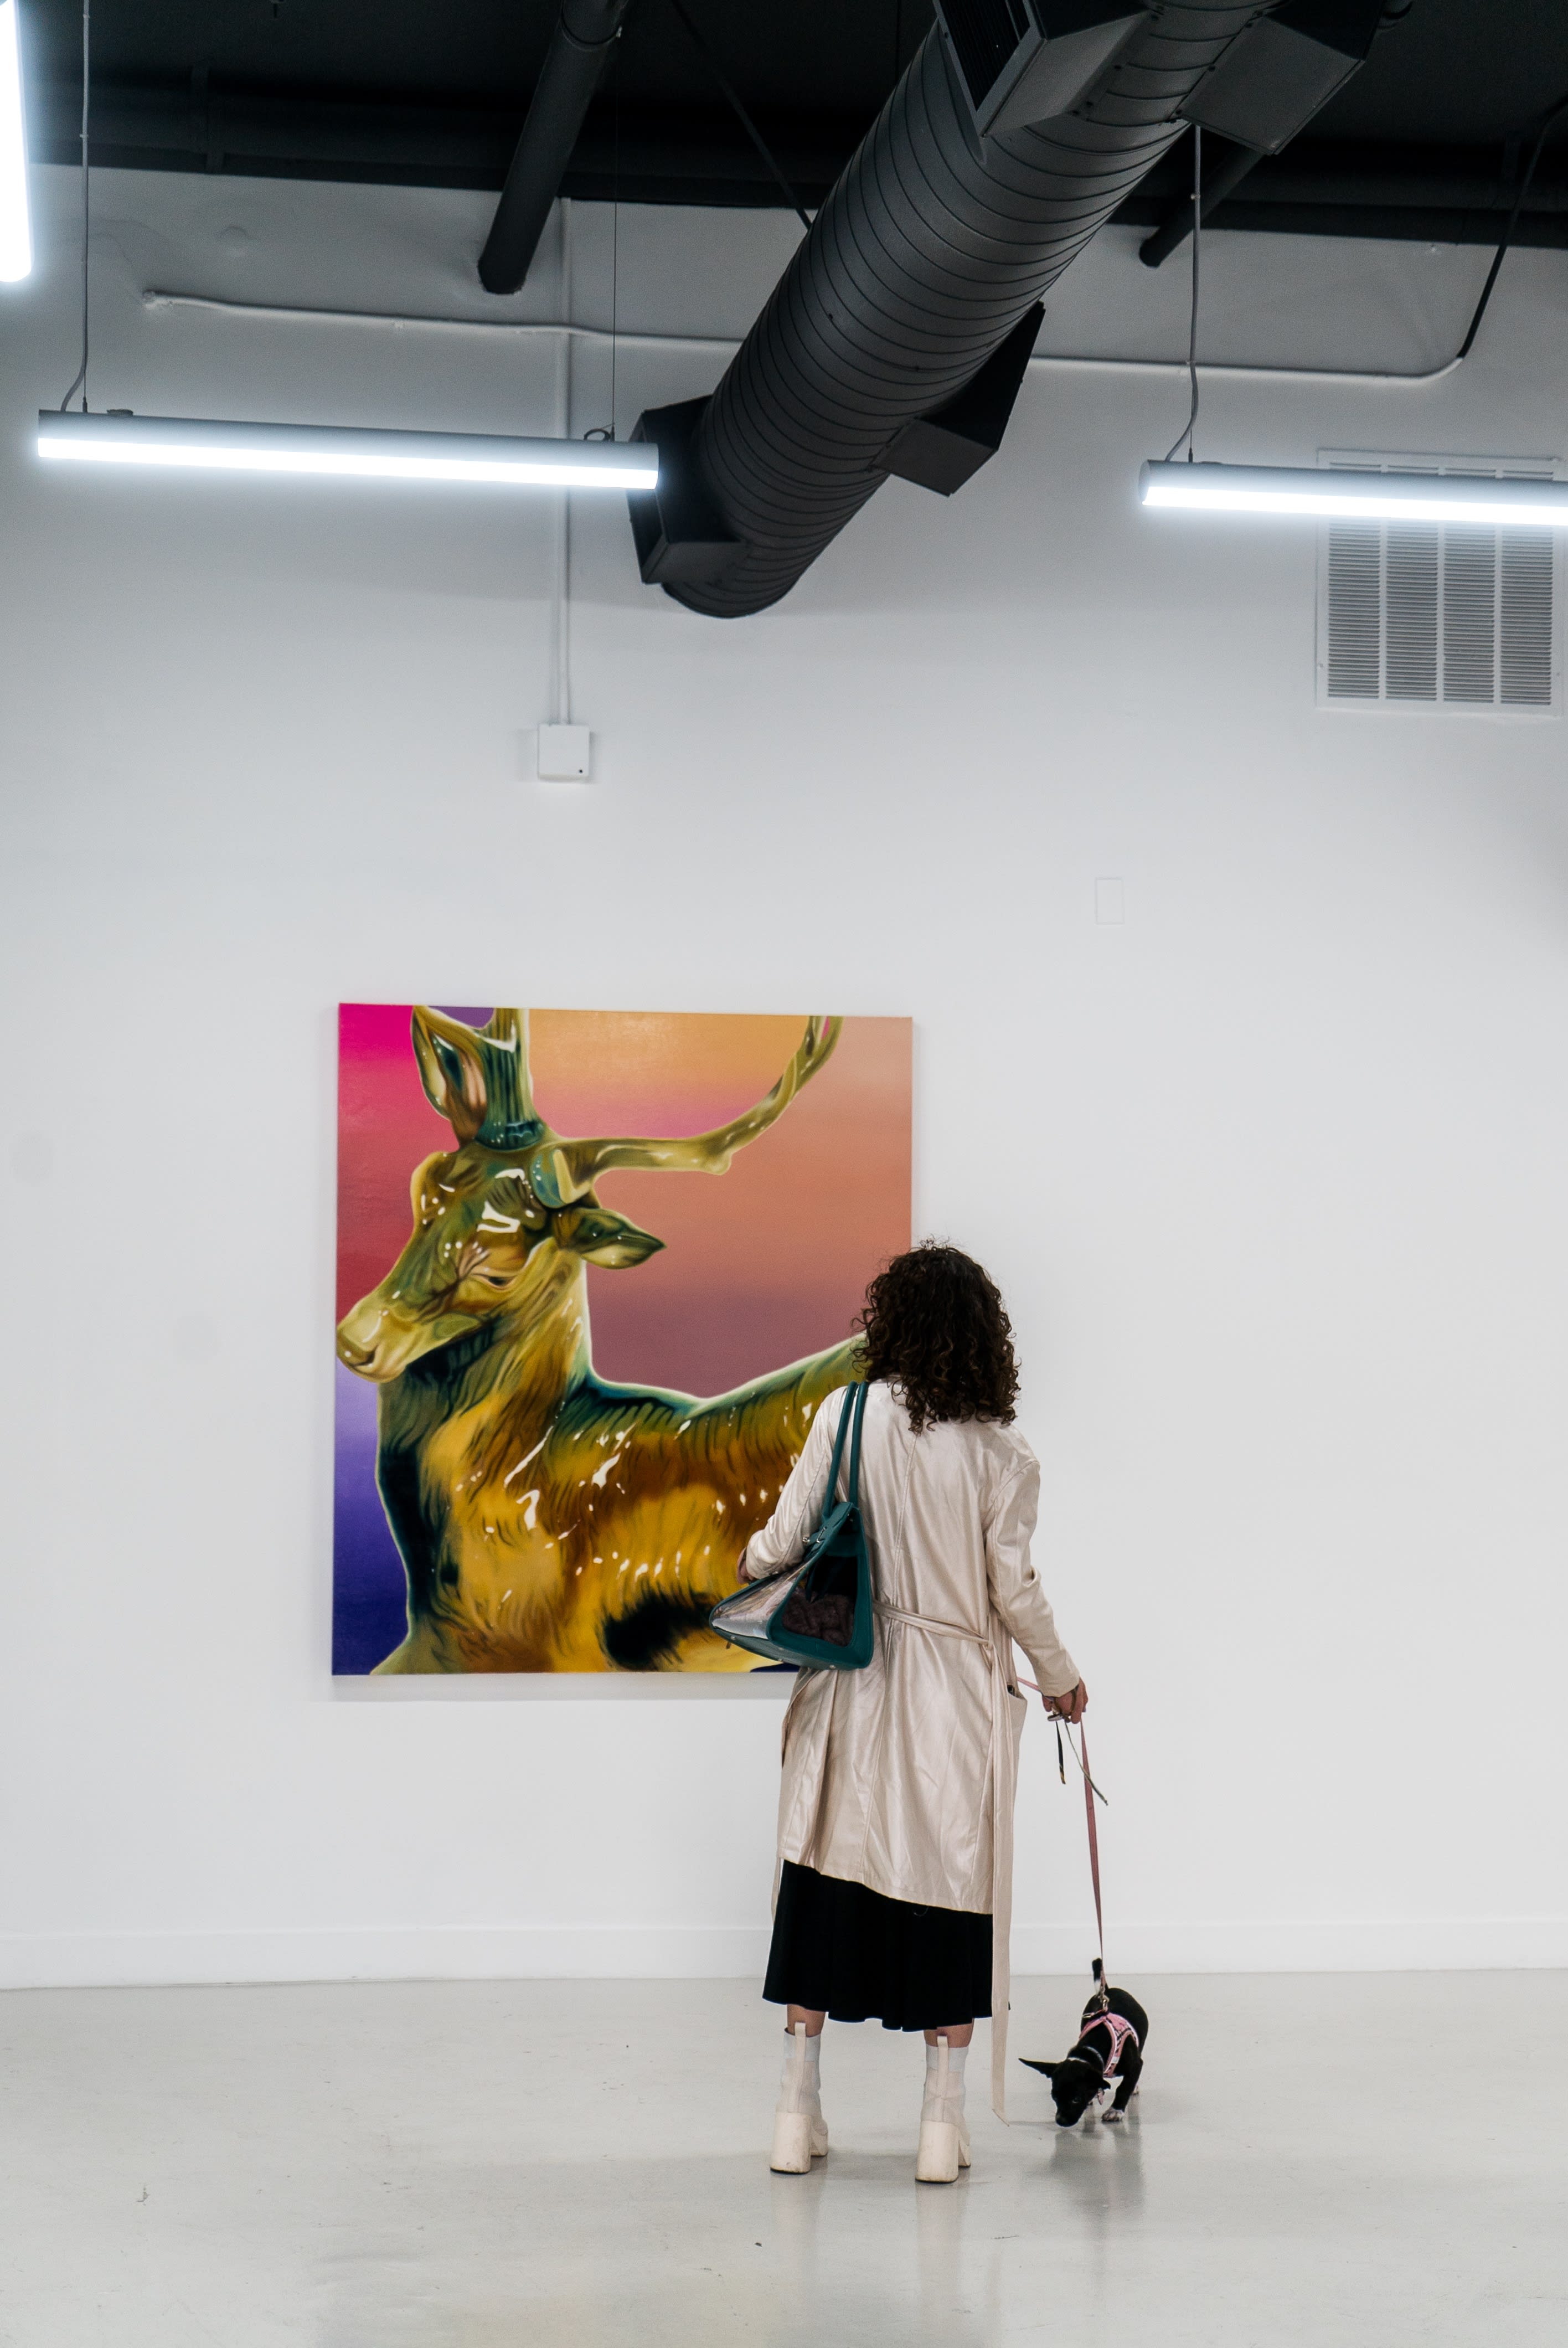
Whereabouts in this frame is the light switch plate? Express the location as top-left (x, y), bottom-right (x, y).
top-left (538, 724), bottom-right (591, 781)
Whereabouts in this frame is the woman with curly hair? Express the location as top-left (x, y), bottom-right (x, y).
top-left (739, 1242), bottom-right (1086, 2183)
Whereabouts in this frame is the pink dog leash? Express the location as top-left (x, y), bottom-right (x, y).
top-left (1019, 1680), bottom-right (1111, 2009)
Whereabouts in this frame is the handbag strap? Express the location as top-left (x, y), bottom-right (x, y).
top-left (822, 1378), bottom-right (868, 1517)
top-left (845, 1377), bottom-right (868, 1508)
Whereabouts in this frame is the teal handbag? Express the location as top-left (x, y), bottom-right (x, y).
top-left (708, 1380), bottom-right (873, 1670)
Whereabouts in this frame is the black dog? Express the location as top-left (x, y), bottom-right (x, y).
top-left (1020, 1961), bottom-right (1148, 2127)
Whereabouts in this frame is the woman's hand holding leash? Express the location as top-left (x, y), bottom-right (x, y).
top-left (1015, 1673), bottom-right (1087, 1724)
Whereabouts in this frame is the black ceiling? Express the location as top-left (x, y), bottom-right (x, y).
top-left (20, 0), bottom-right (1568, 251)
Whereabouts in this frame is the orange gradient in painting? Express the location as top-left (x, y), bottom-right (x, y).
top-left (337, 1007), bottom-right (911, 1398)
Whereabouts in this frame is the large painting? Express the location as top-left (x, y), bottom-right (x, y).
top-left (333, 1006), bottom-right (912, 1674)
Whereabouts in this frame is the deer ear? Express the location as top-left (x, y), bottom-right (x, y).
top-left (529, 1144), bottom-right (592, 1210)
top-left (556, 1206), bottom-right (664, 1268)
top-left (407, 1150), bottom-right (451, 1221)
top-left (411, 1007), bottom-right (488, 1142)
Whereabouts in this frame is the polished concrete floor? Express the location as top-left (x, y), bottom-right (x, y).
top-left (1, 1971), bottom-right (1562, 2347)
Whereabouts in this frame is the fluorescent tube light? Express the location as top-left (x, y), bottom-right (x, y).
top-left (37, 409), bottom-right (659, 490)
top-left (0, 0), bottom-right (30, 284)
top-left (1141, 460), bottom-right (1568, 529)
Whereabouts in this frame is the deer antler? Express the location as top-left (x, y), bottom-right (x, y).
top-left (530, 1016), bottom-right (842, 1206)
top-left (411, 1006), bottom-right (543, 1149)
top-left (477, 1009), bottom-right (541, 1148)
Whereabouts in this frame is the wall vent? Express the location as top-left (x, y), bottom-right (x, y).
top-left (1317, 452), bottom-right (1560, 713)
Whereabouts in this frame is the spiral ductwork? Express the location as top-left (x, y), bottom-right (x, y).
top-left (647, 2), bottom-right (1281, 618)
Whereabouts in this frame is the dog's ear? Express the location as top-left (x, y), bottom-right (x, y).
top-left (1018, 2058), bottom-right (1060, 2078)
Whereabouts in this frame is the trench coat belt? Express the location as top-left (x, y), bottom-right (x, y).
top-left (871, 1600), bottom-right (1021, 2123)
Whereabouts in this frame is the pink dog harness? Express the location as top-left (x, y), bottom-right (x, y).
top-left (1075, 2009), bottom-right (1141, 2081)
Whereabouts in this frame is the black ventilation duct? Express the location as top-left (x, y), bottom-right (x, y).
top-left (631, 1), bottom-right (1282, 620)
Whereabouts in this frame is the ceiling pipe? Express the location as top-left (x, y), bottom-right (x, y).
top-left (630, 2), bottom-right (1285, 619)
top-left (478, 0), bottom-right (633, 295)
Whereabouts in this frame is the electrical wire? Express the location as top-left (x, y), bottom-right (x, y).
top-left (58, 0), bottom-right (90, 411)
top-left (1164, 123), bottom-right (1201, 462)
top-left (1456, 88), bottom-right (1568, 361)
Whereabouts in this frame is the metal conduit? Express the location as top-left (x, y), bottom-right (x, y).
top-left (660, 2), bottom-right (1280, 618)
top-left (478, 0), bottom-right (633, 294)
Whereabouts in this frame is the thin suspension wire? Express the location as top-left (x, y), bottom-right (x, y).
top-left (663, 0), bottom-right (811, 232)
top-left (1164, 124), bottom-right (1202, 464)
top-left (58, 0), bottom-right (91, 411)
top-left (610, 33), bottom-right (620, 441)
top-left (1456, 88), bottom-right (1568, 361)
top-left (555, 199), bottom-right (573, 728)
top-left (1188, 122), bottom-right (1201, 458)
top-left (583, 38), bottom-right (623, 444)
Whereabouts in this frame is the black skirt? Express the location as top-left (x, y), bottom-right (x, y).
top-left (764, 1860), bottom-right (992, 2031)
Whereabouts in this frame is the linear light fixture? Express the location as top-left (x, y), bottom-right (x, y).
top-left (37, 409), bottom-right (659, 490)
top-left (0, 0), bottom-right (30, 283)
top-left (1141, 460), bottom-right (1568, 529)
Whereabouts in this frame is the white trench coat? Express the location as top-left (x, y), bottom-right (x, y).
top-left (744, 1380), bottom-right (1081, 2119)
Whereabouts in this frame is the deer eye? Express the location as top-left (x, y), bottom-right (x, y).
top-left (478, 1272), bottom-right (511, 1289)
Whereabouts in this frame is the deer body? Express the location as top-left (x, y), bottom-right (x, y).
top-left (338, 1008), bottom-right (861, 1672)
top-left (376, 1306), bottom-right (857, 1672)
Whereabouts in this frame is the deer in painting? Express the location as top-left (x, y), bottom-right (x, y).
top-left (336, 1008), bottom-right (862, 1672)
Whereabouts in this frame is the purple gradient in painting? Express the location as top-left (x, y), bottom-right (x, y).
top-left (332, 1362), bottom-right (409, 1674)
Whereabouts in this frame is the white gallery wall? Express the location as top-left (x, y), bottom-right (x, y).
top-left (2, 164), bottom-right (1566, 1989)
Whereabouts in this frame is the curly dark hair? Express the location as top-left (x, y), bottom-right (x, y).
top-left (855, 1242), bottom-right (1019, 1433)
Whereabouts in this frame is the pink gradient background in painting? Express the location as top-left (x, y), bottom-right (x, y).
top-left (336, 1006), bottom-right (912, 1397)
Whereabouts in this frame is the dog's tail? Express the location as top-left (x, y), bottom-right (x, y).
top-left (1091, 1958), bottom-right (1104, 1984)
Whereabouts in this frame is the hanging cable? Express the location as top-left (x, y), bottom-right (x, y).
top-left (1456, 89), bottom-right (1568, 361)
top-left (662, 0), bottom-right (811, 233)
top-left (582, 33), bottom-right (623, 444)
top-left (1164, 123), bottom-right (1201, 463)
top-left (556, 200), bottom-right (572, 727)
top-left (610, 29), bottom-right (620, 441)
top-left (58, 0), bottom-right (90, 411)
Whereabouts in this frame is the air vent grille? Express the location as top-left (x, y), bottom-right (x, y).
top-left (1319, 454), bottom-right (1559, 712)
top-left (938, 0), bottom-right (1035, 112)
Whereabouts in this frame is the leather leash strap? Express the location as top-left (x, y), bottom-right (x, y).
top-left (1077, 1719), bottom-right (1109, 2010)
top-left (1020, 1681), bottom-right (1110, 2008)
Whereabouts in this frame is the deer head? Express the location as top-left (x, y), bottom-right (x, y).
top-left (336, 1007), bottom-right (842, 1383)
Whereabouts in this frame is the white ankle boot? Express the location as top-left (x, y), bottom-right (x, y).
top-left (915, 2035), bottom-right (972, 2183)
top-left (770, 2022), bottom-right (828, 2173)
